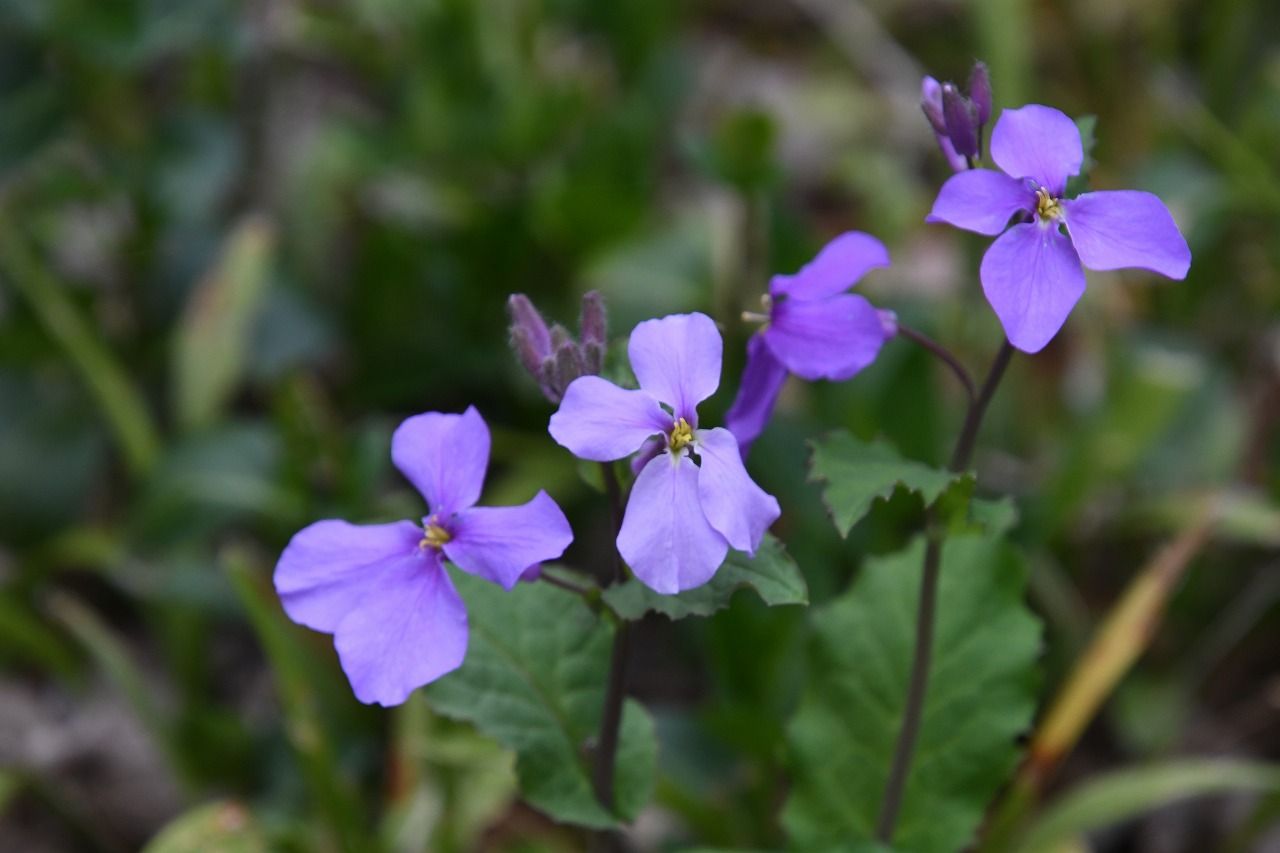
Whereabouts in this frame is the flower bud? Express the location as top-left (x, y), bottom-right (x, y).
top-left (920, 77), bottom-right (949, 136)
top-left (551, 341), bottom-right (586, 400)
top-left (968, 61), bottom-right (992, 127)
top-left (942, 83), bottom-right (979, 160)
top-left (507, 294), bottom-right (551, 376)
top-left (579, 290), bottom-right (607, 348)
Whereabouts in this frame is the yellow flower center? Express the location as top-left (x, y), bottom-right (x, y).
top-left (668, 417), bottom-right (694, 452)
top-left (420, 521), bottom-right (452, 550)
top-left (1035, 187), bottom-right (1063, 221)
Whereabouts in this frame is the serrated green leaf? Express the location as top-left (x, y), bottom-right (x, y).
top-left (808, 431), bottom-right (973, 536)
top-left (783, 535), bottom-right (1041, 852)
top-left (1009, 760), bottom-right (1280, 853)
top-left (142, 801), bottom-right (268, 853)
top-left (426, 571), bottom-right (657, 829)
top-left (602, 533), bottom-right (807, 620)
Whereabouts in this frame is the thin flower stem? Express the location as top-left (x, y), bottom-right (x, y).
top-left (539, 572), bottom-right (595, 599)
top-left (875, 338), bottom-right (1016, 843)
top-left (592, 460), bottom-right (631, 833)
top-left (896, 323), bottom-right (976, 404)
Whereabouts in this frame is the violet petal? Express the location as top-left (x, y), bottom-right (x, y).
top-left (1062, 190), bottom-right (1191, 279)
top-left (724, 333), bottom-right (789, 456)
top-left (548, 375), bottom-right (669, 462)
top-left (768, 232), bottom-right (891, 302)
top-left (392, 406), bottom-right (490, 515)
top-left (695, 427), bottom-right (780, 554)
top-left (989, 104), bottom-right (1083, 196)
top-left (927, 168), bottom-right (1036, 236)
top-left (764, 293), bottom-right (888, 381)
top-left (980, 222), bottom-right (1087, 353)
top-left (627, 313), bottom-right (722, 423)
top-left (444, 491), bottom-right (574, 590)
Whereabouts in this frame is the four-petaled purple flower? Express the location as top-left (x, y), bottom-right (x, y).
top-left (274, 406), bottom-right (574, 706)
top-left (724, 232), bottom-right (895, 455)
top-left (549, 313), bottom-right (780, 594)
top-left (927, 104), bottom-right (1191, 353)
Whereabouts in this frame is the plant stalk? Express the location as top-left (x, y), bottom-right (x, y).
top-left (592, 460), bottom-right (632, 832)
top-left (875, 339), bottom-right (1015, 842)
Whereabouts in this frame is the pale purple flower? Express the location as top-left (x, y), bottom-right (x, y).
top-left (274, 406), bottom-right (573, 706)
top-left (724, 232), bottom-right (893, 454)
top-left (548, 313), bottom-right (780, 594)
top-left (927, 104), bottom-right (1191, 353)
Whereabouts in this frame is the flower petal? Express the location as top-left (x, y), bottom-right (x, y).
top-left (724, 333), bottom-right (789, 456)
top-left (444, 491), bottom-right (574, 590)
top-left (763, 293), bottom-right (888, 381)
top-left (1062, 190), bottom-right (1191, 279)
top-left (768, 232), bottom-right (891, 302)
top-left (627, 312), bottom-right (722, 422)
top-left (980, 222), bottom-right (1087, 353)
top-left (617, 452), bottom-right (728, 594)
top-left (926, 169), bottom-right (1036, 236)
top-left (695, 427), bottom-right (780, 553)
top-left (392, 406), bottom-right (489, 515)
top-left (548, 375), bottom-right (669, 462)
top-left (274, 519), bottom-right (422, 632)
top-left (333, 555), bottom-right (468, 706)
top-left (989, 104), bottom-right (1082, 195)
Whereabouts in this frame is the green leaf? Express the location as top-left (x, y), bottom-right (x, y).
top-left (142, 801), bottom-right (268, 853)
top-left (602, 533), bottom-right (807, 620)
top-left (172, 216), bottom-right (274, 431)
top-left (783, 535), bottom-right (1041, 852)
top-left (426, 571), bottom-right (657, 829)
top-left (808, 431), bottom-right (973, 536)
top-left (1008, 760), bottom-right (1280, 853)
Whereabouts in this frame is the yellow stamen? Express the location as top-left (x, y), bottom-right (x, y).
top-left (420, 522), bottom-right (452, 550)
top-left (668, 417), bottom-right (694, 452)
top-left (1035, 187), bottom-right (1063, 221)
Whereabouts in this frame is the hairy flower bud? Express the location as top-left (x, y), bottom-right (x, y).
top-left (551, 341), bottom-right (586, 400)
top-left (920, 78), bottom-right (949, 136)
top-left (942, 83), bottom-right (979, 160)
top-left (580, 290), bottom-right (607, 348)
top-left (968, 61), bottom-right (992, 127)
top-left (507, 294), bottom-right (551, 376)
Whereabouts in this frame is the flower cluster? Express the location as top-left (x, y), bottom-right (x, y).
top-left (273, 65), bottom-right (1192, 708)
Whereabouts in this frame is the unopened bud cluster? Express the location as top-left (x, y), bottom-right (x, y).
top-left (921, 62), bottom-right (992, 170)
top-left (508, 291), bottom-right (607, 404)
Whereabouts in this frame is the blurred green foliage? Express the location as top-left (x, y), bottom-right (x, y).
top-left (1, 0), bottom-right (1279, 850)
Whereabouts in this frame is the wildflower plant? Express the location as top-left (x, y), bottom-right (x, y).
top-left (265, 58), bottom-right (1206, 853)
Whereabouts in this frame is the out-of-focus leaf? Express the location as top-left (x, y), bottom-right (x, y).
top-left (0, 592), bottom-right (78, 677)
top-left (172, 216), bottom-right (274, 430)
top-left (427, 571), bottom-right (657, 829)
top-left (808, 431), bottom-right (974, 536)
top-left (783, 535), bottom-right (1041, 851)
top-left (1007, 761), bottom-right (1280, 853)
top-left (141, 801), bottom-right (268, 853)
top-left (602, 534), bottom-right (807, 620)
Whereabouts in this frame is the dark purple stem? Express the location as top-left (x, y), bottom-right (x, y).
top-left (897, 323), bottom-right (976, 404)
top-left (592, 460), bottom-right (631, 837)
top-left (874, 339), bottom-right (1015, 843)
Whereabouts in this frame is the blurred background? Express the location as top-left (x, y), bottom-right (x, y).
top-left (1, 0), bottom-right (1278, 850)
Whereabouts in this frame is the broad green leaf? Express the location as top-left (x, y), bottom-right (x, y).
top-left (783, 535), bottom-right (1041, 852)
top-left (142, 801), bottom-right (268, 853)
top-left (1009, 760), bottom-right (1280, 853)
top-left (602, 534), bottom-right (807, 621)
top-left (808, 431), bottom-right (973, 536)
top-left (172, 216), bottom-right (274, 430)
top-left (427, 571), bottom-right (657, 829)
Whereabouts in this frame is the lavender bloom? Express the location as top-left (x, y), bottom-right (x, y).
top-left (548, 313), bottom-right (780, 594)
top-left (927, 104), bottom-right (1191, 353)
top-left (724, 232), bottom-right (893, 455)
top-left (922, 77), bottom-right (968, 172)
top-left (274, 406), bottom-right (574, 706)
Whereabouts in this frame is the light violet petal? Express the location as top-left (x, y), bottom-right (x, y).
top-left (768, 232), bottom-right (891, 301)
top-left (274, 519), bottom-right (422, 632)
top-left (333, 556), bottom-right (468, 706)
top-left (724, 333), bottom-right (789, 457)
top-left (926, 169), bottom-right (1036, 236)
top-left (548, 375), bottom-right (669, 462)
top-left (627, 312), bottom-right (722, 422)
top-left (695, 427), bottom-right (780, 553)
top-left (617, 452), bottom-right (728, 594)
top-left (763, 293), bottom-right (888, 381)
top-left (1062, 191), bottom-right (1191, 279)
top-left (392, 406), bottom-right (489, 515)
top-left (444, 491), bottom-right (574, 590)
top-left (980, 222), bottom-right (1087, 353)
top-left (989, 104), bottom-right (1082, 195)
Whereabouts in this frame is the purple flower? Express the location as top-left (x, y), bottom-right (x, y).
top-left (724, 232), bottom-right (894, 454)
top-left (548, 313), bottom-right (780, 594)
top-left (927, 104), bottom-right (1191, 353)
top-left (274, 406), bottom-right (574, 706)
